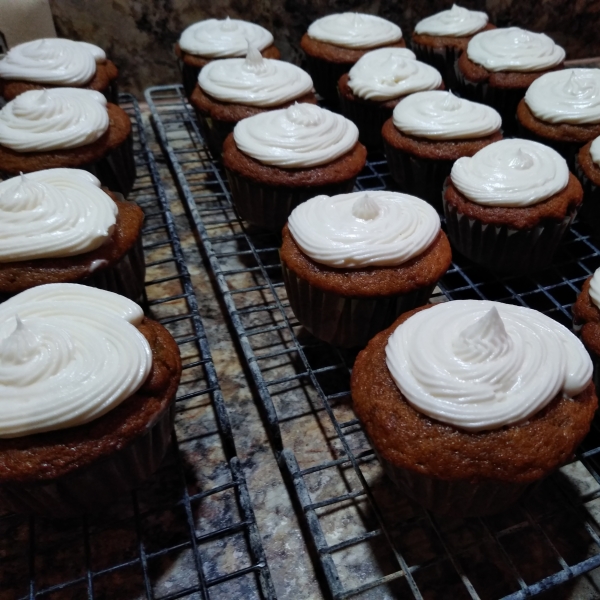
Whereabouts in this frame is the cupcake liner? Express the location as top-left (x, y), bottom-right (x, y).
top-left (225, 167), bottom-right (357, 232)
top-left (193, 107), bottom-right (233, 160)
top-left (517, 122), bottom-right (583, 172)
top-left (338, 92), bottom-right (392, 151)
top-left (181, 61), bottom-right (200, 98)
top-left (411, 41), bottom-right (460, 91)
top-left (576, 157), bottom-right (600, 237)
top-left (281, 261), bottom-right (434, 348)
top-left (0, 404), bottom-right (175, 518)
top-left (103, 79), bottom-right (120, 105)
top-left (304, 55), bottom-right (351, 106)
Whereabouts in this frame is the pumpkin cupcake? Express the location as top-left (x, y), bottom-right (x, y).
top-left (573, 268), bottom-right (600, 387)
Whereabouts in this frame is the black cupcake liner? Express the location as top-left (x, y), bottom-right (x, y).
top-left (281, 261), bottom-right (434, 348)
top-left (181, 61), bottom-right (200, 98)
top-left (193, 107), bottom-right (233, 160)
top-left (338, 92), bottom-right (392, 151)
top-left (576, 157), bottom-right (600, 237)
top-left (103, 79), bottom-right (120, 105)
top-left (304, 54), bottom-right (352, 107)
top-left (411, 41), bottom-right (460, 91)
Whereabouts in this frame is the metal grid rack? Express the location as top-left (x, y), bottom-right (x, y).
top-left (0, 94), bottom-right (275, 600)
top-left (148, 84), bottom-right (600, 600)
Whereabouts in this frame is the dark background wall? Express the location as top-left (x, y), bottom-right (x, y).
top-left (48, 0), bottom-right (600, 97)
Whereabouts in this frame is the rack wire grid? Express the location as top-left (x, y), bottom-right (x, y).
top-left (0, 93), bottom-right (275, 600)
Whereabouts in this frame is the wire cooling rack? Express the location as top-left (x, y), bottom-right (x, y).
top-left (0, 93), bottom-right (275, 600)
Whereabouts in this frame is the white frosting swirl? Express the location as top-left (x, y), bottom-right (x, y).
top-left (347, 49), bottom-right (440, 101)
top-left (0, 169), bottom-right (117, 261)
top-left (414, 5), bottom-right (488, 37)
top-left (198, 46), bottom-right (313, 107)
top-left (233, 103), bottom-right (358, 168)
top-left (393, 90), bottom-right (501, 139)
top-left (451, 139), bottom-right (569, 206)
top-left (0, 284), bottom-right (152, 438)
top-left (525, 69), bottom-right (600, 125)
top-left (288, 191), bottom-right (440, 268)
top-left (386, 300), bottom-right (592, 431)
top-left (0, 88), bottom-right (109, 152)
top-left (590, 135), bottom-right (600, 167)
top-left (179, 18), bottom-right (273, 58)
top-left (0, 39), bottom-right (105, 86)
top-left (307, 13), bottom-right (402, 49)
top-left (467, 27), bottom-right (565, 72)
top-left (589, 267), bottom-right (600, 310)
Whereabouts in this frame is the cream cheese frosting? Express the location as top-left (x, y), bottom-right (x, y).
top-left (347, 49), bottom-right (440, 101)
top-left (179, 18), bottom-right (273, 58)
top-left (451, 139), bottom-right (569, 206)
top-left (307, 13), bottom-right (402, 49)
top-left (386, 300), bottom-right (592, 431)
top-left (0, 88), bottom-right (109, 152)
top-left (288, 191), bottom-right (440, 268)
top-left (233, 103), bottom-right (358, 168)
top-left (467, 27), bottom-right (565, 72)
top-left (198, 46), bottom-right (313, 107)
top-left (392, 90), bottom-right (501, 139)
top-left (0, 38), bottom-right (105, 86)
top-left (525, 69), bottom-right (600, 124)
top-left (414, 5), bottom-right (488, 37)
top-left (0, 169), bottom-right (117, 261)
top-left (0, 284), bottom-right (152, 438)
top-left (590, 135), bottom-right (600, 166)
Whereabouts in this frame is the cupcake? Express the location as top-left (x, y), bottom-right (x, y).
top-left (0, 38), bottom-right (119, 104)
top-left (190, 45), bottom-right (316, 158)
top-left (576, 135), bottom-right (600, 234)
top-left (222, 103), bottom-right (367, 231)
top-left (175, 18), bottom-right (280, 97)
top-left (0, 169), bottom-right (145, 302)
top-left (443, 138), bottom-right (583, 273)
top-left (517, 69), bottom-right (600, 170)
top-left (0, 283), bottom-right (182, 517)
top-left (337, 48), bottom-right (442, 150)
top-left (411, 5), bottom-right (493, 88)
top-left (0, 88), bottom-right (136, 197)
top-left (573, 269), bottom-right (600, 387)
top-left (352, 300), bottom-right (596, 517)
top-left (280, 190), bottom-right (452, 348)
top-left (300, 12), bottom-right (405, 105)
top-left (455, 27), bottom-right (565, 133)
top-left (382, 90), bottom-right (502, 211)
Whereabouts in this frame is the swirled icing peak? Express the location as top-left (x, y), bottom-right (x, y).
top-left (307, 13), bottom-right (402, 49)
top-left (393, 90), bottom-right (501, 139)
top-left (0, 38), bottom-right (105, 86)
top-left (233, 103), bottom-right (358, 168)
top-left (179, 18), bottom-right (273, 58)
top-left (386, 300), bottom-right (592, 431)
top-left (198, 44), bottom-right (313, 107)
top-left (451, 139), bottom-right (569, 206)
top-left (0, 284), bottom-right (152, 438)
top-left (0, 169), bottom-right (117, 261)
top-left (0, 88), bottom-right (109, 152)
top-left (347, 49), bottom-right (440, 101)
top-left (525, 69), bottom-right (600, 124)
top-left (414, 5), bottom-right (488, 37)
top-left (288, 190), bottom-right (440, 268)
top-left (467, 27), bottom-right (565, 72)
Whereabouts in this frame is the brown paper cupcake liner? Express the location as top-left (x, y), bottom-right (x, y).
top-left (304, 55), bottom-right (351, 106)
top-left (338, 92), bottom-right (392, 151)
top-left (575, 157), bottom-right (600, 236)
top-left (281, 261), bottom-right (434, 348)
top-left (193, 107), bottom-right (233, 159)
top-left (411, 42), bottom-right (459, 90)
top-left (0, 404), bottom-right (174, 518)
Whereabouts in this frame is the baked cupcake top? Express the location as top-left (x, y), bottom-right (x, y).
top-left (467, 27), bottom-right (565, 72)
top-left (233, 103), bottom-right (358, 168)
top-left (0, 38), bottom-right (106, 86)
top-left (307, 13), bottom-right (402, 49)
top-left (524, 68), bottom-right (600, 125)
top-left (347, 48), bottom-right (440, 101)
top-left (198, 45), bottom-right (313, 107)
top-left (392, 90), bottom-right (501, 139)
top-left (179, 18), bottom-right (274, 58)
top-left (0, 88), bottom-right (109, 152)
top-left (414, 5), bottom-right (488, 37)
top-left (386, 299), bottom-right (592, 431)
top-left (451, 138), bottom-right (569, 206)
top-left (0, 283), bottom-right (152, 438)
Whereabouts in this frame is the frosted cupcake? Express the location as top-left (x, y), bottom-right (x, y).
top-left (223, 103), bottom-right (367, 231)
top-left (337, 48), bottom-right (442, 150)
top-left (301, 13), bottom-right (405, 105)
top-left (443, 139), bottom-right (583, 273)
top-left (382, 90), bottom-right (502, 211)
top-left (576, 135), bottom-right (600, 234)
top-left (190, 46), bottom-right (316, 158)
top-left (280, 190), bottom-right (452, 347)
top-left (0, 88), bottom-right (136, 196)
top-left (0, 38), bottom-right (119, 103)
top-left (352, 300), bottom-right (596, 516)
top-left (573, 268), bottom-right (600, 387)
top-left (176, 18), bottom-right (280, 96)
